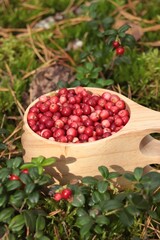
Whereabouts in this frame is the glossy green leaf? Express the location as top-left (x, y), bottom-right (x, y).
top-left (9, 214), bottom-right (25, 232)
top-left (118, 24), bottom-right (130, 33)
top-left (76, 215), bottom-right (93, 226)
top-left (6, 180), bottom-right (22, 191)
top-left (25, 183), bottom-right (36, 194)
top-left (153, 191), bottom-right (160, 203)
top-left (41, 157), bottom-right (56, 167)
top-left (103, 200), bottom-right (123, 212)
top-left (97, 181), bottom-right (108, 193)
top-left (105, 29), bottom-right (117, 36)
top-left (95, 215), bottom-right (110, 225)
top-left (28, 191), bottom-right (39, 205)
top-left (123, 173), bottom-right (136, 182)
top-left (9, 191), bottom-right (24, 207)
top-left (12, 157), bottom-right (23, 169)
top-left (81, 176), bottom-right (98, 185)
top-left (32, 156), bottom-right (45, 164)
top-left (80, 221), bottom-right (93, 239)
top-left (119, 210), bottom-right (134, 227)
top-left (71, 193), bottom-right (85, 207)
top-left (0, 195), bottom-right (7, 207)
top-left (20, 173), bottom-right (32, 184)
top-left (77, 208), bottom-right (88, 217)
top-left (98, 166), bottom-right (109, 179)
top-left (36, 215), bottom-right (46, 231)
top-left (134, 167), bottom-right (143, 181)
top-left (0, 168), bottom-right (10, 181)
top-left (0, 208), bottom-right (15, 222)
top-left (23, 210), bottom-right (37, 233)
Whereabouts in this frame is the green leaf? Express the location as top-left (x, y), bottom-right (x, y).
top-left (77, 208), bottom-right (88, 217)
top-left (119, 210), bottom-right (134, 227)
top-left (6, 180), bottom-right (22, 191)
top-left (94, 224), bottom-right (103, 234)
top-left (97, 181), bottom-right (108, 193)
top-left (25, 183), bottom-right (36, 194)
top-left (32, 156), bottom-right (45, 164)
top-left (41, 157), bottom-right (56, 167)
top-left (153, 191), bottom-right (160, 203)
top-left (80, 221), bottom-right (93, 239)
top-left (103, 200), bottom-right (123, 212)
top-left (72, 193), bottom-right (85, 207)
top-left (108, 172), bottom-right (122, 179)
top-left (118, 24), bottom-right (131, 33)
top-left (29, 167), bottom-right (39, 180)
top-left (92, 191), bottom-right (104, 204)
top-left (76, 215), bottom-right (93, 226)
top-left (98, 166), bottom-right (109, 179)
top-left (82, 176), bottom-right (98, 186)
top-left (9, 191), bottom-right (25, 207)
top-left (95, 215), bottom-right (110, 225)
top-left (36, 215), bottom-right (46, 232)
top-left (105, 29), bottom-right (117, 36)
top-left (38, 175), bottom-right (51, 186)
top-left (20, 163), bottom-right (35, 169)
top-left (23, 210), bottom-right (37, 233)
top-left (123, 173), bottom-right (136, 182)
top-left (134, 167), bottom-right (143, 181)
top-left (20, 173), bottom-right (32, 184)
top-left (12, 157), bottom-right (23, 169)
top-left (0, 168), bottom-right (10, 181)
top-left (9, 214), bottom-right (25, 232)
top-left (125, 205), bottom-right (140, 216)
top-left (0, 195), bottom-right (7, 207)
top-left (28, 191), bottom-right (39, 205)
top-left (0, 208), bottom-right (15, 222)
top-left (85, 62), bottom-right (94, 71)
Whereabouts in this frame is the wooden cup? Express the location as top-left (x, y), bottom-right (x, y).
top-left (21, 88), bottom-right (160, 187)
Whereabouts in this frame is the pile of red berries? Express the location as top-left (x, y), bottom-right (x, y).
top-left (53, 188), bottom-right (72, 201)
top-left (27, 86), bottom-right (130, 143)
top-left (112, 40), bottom-right (125, 56)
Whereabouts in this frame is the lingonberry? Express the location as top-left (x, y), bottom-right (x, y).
top-left (112, 40), bottom-right (120, 48)
top-left (21, 169), bottom-right (29, 174)
top-left (27, 86), bottom-right (130, 142)
top-left (61, 188), bottom-right (72, 199)
top-left (41, 129), bottom-right (52, 139)
top-left (61, 106), bottom-right (72, 117)
top-left (9, 174), bottom-right (19, 181)
top-left (53, 192), bottom-right (62, 201)
top-left (116, 46), bottom-right (125, 55)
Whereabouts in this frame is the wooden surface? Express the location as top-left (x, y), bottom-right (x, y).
top-left (21, 88), bottom-right (160, 186)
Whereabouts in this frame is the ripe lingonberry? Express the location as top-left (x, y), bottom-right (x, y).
top-left (112, 41), bottom-right (120, 48)
top-left (116, 46), bottom-right (125, 55)
top-left (61, 188), bottom-right (72, 199)
top-left (54, 192), bottom-right (62, 201)
top-left (21, 169), bottom-right (29, 174)
top-left (9, 174), bottom-right (19, 181)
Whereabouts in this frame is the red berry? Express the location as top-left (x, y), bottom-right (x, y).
top-left (61, 188), bottom-right (72, 199)
top-left (116, 46), bottom-right (125, 55)
top-left (9, 174), bottom-right (19, 181)
top-left (21, 169), bottom-right (29, 174)
top-left (112, 41), bottom-right (120, 48)
top-left (54, 192), bottom-right (62, 201)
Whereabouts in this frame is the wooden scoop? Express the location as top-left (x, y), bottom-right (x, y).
top-left (21, 88), bottom-right (160, 185)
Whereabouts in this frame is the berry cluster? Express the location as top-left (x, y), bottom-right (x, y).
top-left (9, 169), bottom-right (29, 181)
top-left (112, 41), bottom-right (125, 56)
top-left (27, 86), bottom-right (130, 143)
top-left (53, 188), bottom-right (72, 201)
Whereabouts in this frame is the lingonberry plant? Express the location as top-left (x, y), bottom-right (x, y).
top-left (27, 86), bottom-right (130, 143)
top-left (0, 155), bottom-right (55, 240)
